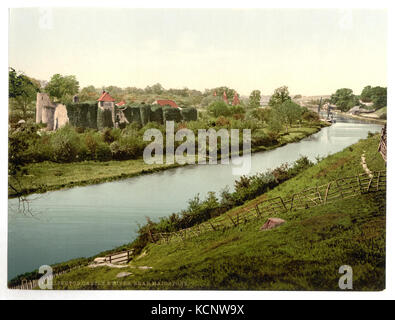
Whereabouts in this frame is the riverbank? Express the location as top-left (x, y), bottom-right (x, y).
top-left (9, 123), bottom-right (327, 198)
top-left (334, 110), bottom-right (387, 125)
top-left (48, 133), bottom-right (386, 290)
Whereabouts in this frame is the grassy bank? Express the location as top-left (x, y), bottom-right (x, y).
top-left (49, 133), bottom-right (385, 290)
top-left (9, 124), bottom-right (325, 198)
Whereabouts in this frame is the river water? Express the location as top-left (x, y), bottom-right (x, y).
top-left (8, 116), bottom-right (382, 280)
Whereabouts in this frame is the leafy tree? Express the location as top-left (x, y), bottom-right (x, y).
top-left (271, 100), bottom-right (303, 133)
top-left (207, 100), bottom-right (231, 117)
top-left (268, 86), bottom-right (291, 106)
top-left (209, 87), bottom-right (236, 101)
top-left (9, 68), bottom-right (40, 117)
top-left (79, 85), bottom-right (99, 102)
top-left (360, 86), bottom-right (387, 109)
top-left (249, 90), bottom-right (261, 108)
top-left (45, 74), bottom-right (79, 103)
top-left (330, 88), bottom-right (358, 112)
top-left (360, 86), bottom-right (373, 103)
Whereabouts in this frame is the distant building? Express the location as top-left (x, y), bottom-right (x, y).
top-left (97, 91), bottom-right (115, 108)
top-left (153, 99), bottom-right (180, 109)
top-left (232, 92), bottom-right (240, 106)
top-left (116, 100), bottom-right (126, 107)
top-left (223, 91), bottom-right (229, 104)
top-left (98, 91), bottom-right (116, 124)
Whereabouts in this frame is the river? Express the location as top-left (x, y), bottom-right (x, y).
top-left (7, 116), bottom-right (382, 280)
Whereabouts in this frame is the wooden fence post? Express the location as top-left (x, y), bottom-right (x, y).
top-left (255, 205), bottom-right (262, 216)
top-left (227, 215), bottom-right (237, 226)
top-left (324, 182), bottom-right (332, 204)
top-left (209, 222), bottom-right (216, 231)
top-left (279, 197), bottom-right (287, 211)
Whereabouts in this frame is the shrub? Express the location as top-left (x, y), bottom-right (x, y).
top-left (208, 101), bottom-right (231, 117)
top-left (229, 105), bottom-right (245, 115)
top-left (215, 116), bottom-right (230, 127)
top-left (50, 125), bottom-right (82, 162)
top-left (102, 128), bottom-right (116, 144)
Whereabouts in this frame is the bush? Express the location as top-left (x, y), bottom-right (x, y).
top-left (50, 125), bottom-right (82, 162)
top-left (229, 105), bottom-right (245, 115)
top-left (251, 130), bottom-right (277, 147)
top-left (208, 101), bottom-right (231, 117)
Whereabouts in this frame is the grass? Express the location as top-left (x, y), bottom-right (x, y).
top-left (51, 133), bottom-right (386, 290)
top-left (9, 124), bottom-right (325, 198)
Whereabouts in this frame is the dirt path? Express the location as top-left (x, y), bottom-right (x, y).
top-left (361, 152), bottom-right (373, 178)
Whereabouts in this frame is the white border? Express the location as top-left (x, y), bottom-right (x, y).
top-left (1, 0), bottom-right (394, 300)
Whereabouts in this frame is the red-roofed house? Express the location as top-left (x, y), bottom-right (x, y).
top-left (116, 100), bottom-right (126, 107)
top-left (153, 99), bottom-right (180, 109)
top-left (97, 91), bottom-right (116, 103)
top-left (97, 91), bottom-right (116, 125)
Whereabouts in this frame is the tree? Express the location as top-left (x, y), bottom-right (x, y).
top-left (249, 90), bottom-right (261, 108)
top-left (268, 86), bottom-right (291, 106)
top-left (45, 74), bottom-right (79, 103)
top-left (207, 101), bottom-right (231, 117)
top-left (79, 85), bottom-right (99, 102)
top-left (9, 68), bottom-right (39, 118)
top-left (209, 87), bottom-right (236, 102)
top-left (271, 100), bottom-right (303, 133)
top-left (360, 86), bottom-right (386, 109)
top-left (330, 88), bottom-right (357, 112)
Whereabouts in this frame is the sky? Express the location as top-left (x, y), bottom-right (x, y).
top-left (8, 8), bottom-right (387, 96)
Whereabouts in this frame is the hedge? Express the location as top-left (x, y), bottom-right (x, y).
top-left (97, 107), bottom-right (113, 130)
top-left (163, 106), bottom-right (182, 122)
top-left (66, 103), bottom-right (98, 129)
top-left (181, 107), bottom-right (198, 121)
top-left (139, 105), bottom-right (151, 125)
top-left (150, 105), bottom-right (164, 124)
top-left (130, 105), bottom-right (143, 126)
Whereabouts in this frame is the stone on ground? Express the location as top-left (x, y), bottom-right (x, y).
top-left (260, 218), bottom-right (285, 230)
top-left (116, 272), bottom-right (132, 278)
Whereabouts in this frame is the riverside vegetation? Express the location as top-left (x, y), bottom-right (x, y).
top-left (8, 101), bottom-right (324, 198)
top-left (9, 133), bottom-right (385, 290)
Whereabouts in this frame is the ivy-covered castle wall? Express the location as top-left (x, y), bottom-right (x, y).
top-left (36, 93), bottom-right (198, 131)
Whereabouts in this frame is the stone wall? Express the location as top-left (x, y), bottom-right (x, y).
top-left (53, 103), bottom-right (69, 130)
top-left (36, 93), bottom-right (69, 130)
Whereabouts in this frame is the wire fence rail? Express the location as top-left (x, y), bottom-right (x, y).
top-left (151, 170), bottom-right (386, 244)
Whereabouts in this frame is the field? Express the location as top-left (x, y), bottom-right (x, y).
top-left (50, 134), bottom-right (386, 290)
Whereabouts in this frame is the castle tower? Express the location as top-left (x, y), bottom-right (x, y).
top-left (97, 91), bottom-right (116, 127)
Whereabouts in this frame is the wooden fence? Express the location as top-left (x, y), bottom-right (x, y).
top-left (104, 249), bottom-right (134, 264)
top-left (152, 170), bottom-right (386, 244)
top-left (8, 250), bottom-right (134, 290)
top-left (378, 124), bottom-right (387, 163)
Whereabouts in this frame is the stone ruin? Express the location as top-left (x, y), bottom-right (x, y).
top-left (35, 92), bottom-right (69, 131)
